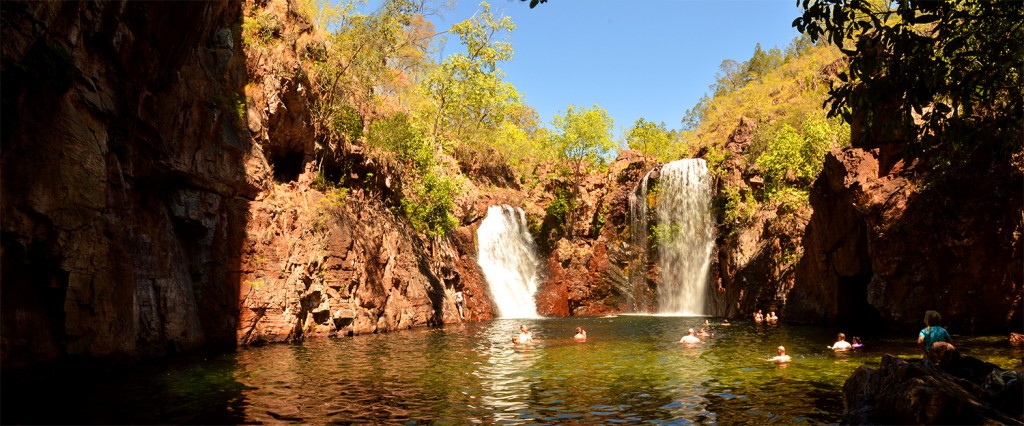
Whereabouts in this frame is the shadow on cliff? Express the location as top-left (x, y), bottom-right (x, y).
top-left (1, 0), bottom-right (252, 368)
top-left (786, 135), bottom-right (1024, 334)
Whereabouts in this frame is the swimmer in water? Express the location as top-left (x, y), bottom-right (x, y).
top-left (679, 328), bottom-right (702, 344)
top-left (517, 324), bottom-right (534, 344)
top-left (828, 333), bottom-right (852, 351)
top-left (573, 327), bottom-right (587, 342)
top-left (765, 346), bottom-right (791, 363)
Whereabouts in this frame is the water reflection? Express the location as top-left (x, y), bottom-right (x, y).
top-left (5, 317), bottom-right (1021, 424)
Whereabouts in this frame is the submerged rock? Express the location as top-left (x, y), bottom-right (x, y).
top-left (843, 351), bottom-right (1024, 424)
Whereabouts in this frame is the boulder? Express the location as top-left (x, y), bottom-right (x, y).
top-left (843, 352), bottom-right (1023, 424)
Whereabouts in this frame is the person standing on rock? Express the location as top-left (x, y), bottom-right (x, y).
top-left (454, 290), bottom-right (465, 319)
top-left (918, 310), bottom-right (953, 360)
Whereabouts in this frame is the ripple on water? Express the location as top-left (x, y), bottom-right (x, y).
top-left (7, 317), bottom-right (1020, 424)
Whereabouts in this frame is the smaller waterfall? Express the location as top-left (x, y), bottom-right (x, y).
top-left (656, 159), bottom-right (715, 316)
top-left (626, 169), bottom-right (655, 312)
top-left (477, 205), bottom-right (542, 318)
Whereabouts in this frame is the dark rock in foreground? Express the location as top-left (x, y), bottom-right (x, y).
top-left (843, 351), bottom-right (1024, 424)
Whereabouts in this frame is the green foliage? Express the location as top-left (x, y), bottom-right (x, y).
top-left (214, 92), bottom-right (246, 129)
top-left (756, 116), bottom-right (849, 193)
top-left (650, 222), bottom-right (683, 250)
top-left (771, 187), bottom-right (808, 215)
top-left (684, 39), bottom-right (844, 155)
top-left (368, 113), bottom-right (434, 173)
top-left (309, 0), bottom-right (430, 148)
top-left (331, 104), bottom-right (364, 143)
top-left (242, 10), bottom-right (283, 49)
top-left (426, 1), bottom-right (518, 141)
top-left (795, 0), bottom-right (1024, 145)
top-left (721, 186), bottom-right (758, 227)
top-left (552, 104), bottom-right (616, 168)
top-left (625, 118), bottom-right (686, 162)
top-left (402, 170), bottom-right (461, 237)
top-left (544, 184), bottom-right (575, 235)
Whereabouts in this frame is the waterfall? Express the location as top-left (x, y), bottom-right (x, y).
top-left (476, 205), bottom-right (542, 318)
top-left (626, 169), bottom-right (654, 312)
top-left (656, 159), bottom-right (715, 315)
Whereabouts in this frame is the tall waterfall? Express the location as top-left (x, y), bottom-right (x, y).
top-left (476, 205), bottom-right (542, 318)
top-left (656, 159), bottom-right (715, 315)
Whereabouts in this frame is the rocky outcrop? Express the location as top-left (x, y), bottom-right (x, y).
top-left (0, 0), bottom-right (490, 368)
top-left (236, 182), bottom-right (490, 343)
top-left (710, 117), bottom-right (810, 319)
top-left (1, 0), bottom-right (251, 366)
top-left (535, 150), bottom-right (650, 316)
top-left (843, 352), bottom-right (1024, 424)
top-left (234, 0), bottom-right (492, 343)
top-left (787, 143), bottom-right (1023, 332)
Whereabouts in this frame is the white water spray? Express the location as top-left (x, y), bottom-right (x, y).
top-left (476, 205), bottom-right (542, 318)
top-left (656, 159), bottom-right (715, 315)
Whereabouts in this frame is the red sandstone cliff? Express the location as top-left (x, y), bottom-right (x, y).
top-left (786, 143), bottom-right (1023, 333)
top-left (2, 0), bottom-right (251, 366)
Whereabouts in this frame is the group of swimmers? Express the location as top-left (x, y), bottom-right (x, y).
top-left (753, 310), bottom-right (778, 324)
top-left (512, 324), bottom-right (588, 345)
top-left (512, 309), bottom-right (955, 365)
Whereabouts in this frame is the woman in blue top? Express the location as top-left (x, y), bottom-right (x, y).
top-left (917, 310), bottom-right (953, 359)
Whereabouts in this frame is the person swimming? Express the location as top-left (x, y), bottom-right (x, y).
top-left (517, 324), bottom-right (534, 344)
top-left (679, 328), bottom-right (702, 344)
top-left (573, 327), bottom-right (587, 342)
top-left (828, 333), bottom-right (852, 351)
top-left (698, 327), bottom-right (714, 338)
top-left (851, 336), bottom-right (863, 349)
top-left (766, 346), bottom-right (791, 363)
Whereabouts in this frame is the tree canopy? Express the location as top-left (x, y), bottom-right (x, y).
top-left (794, 0), bottom-right (1024, 146)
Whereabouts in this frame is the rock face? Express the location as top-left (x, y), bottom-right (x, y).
top-left (534, 151), bottom-right (650, 317)
top-left (787, 144), bottom-right (1024, 332)
top-left (843, 352), bottom-right (1024, 424)
top-left (1, 0), bottom-right (251, 367)
top-left (233, 0), bottom-right (491, 343)
top-left (710, 117), bottom-right (810, 319)
top-left (0, 0), bottom-right (491, 368)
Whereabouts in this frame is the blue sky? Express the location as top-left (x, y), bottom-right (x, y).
top-left (428, 0), bottom-right (804, 135)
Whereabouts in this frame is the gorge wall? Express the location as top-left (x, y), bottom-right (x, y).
top-left (786, 142), bottom-right (1023, 333)
top-left (3, 0), bottom-right (1020, 372)
top-left (2, 0), bottom-right (251, 366)
top-left (0, 0), bottom-right (493, 368)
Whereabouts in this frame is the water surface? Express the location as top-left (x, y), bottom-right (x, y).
top-left (5, 316), bottom-right (1021, 424)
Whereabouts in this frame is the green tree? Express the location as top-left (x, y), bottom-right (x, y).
top-left (794, 0), bottom-right (1024, 146)
top-left (550, 104), bottom-right (615, 237)
top-left (626, 118), bottom-right (680, 162)
top-left (756, 116), bottom-right (850, 195)
top-left (426, 1), bottom-right (517, 142)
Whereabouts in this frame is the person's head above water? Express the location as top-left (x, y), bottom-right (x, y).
top-left (520, 324), bottom-right (529, 333)
top-left (777, 346), bottom-right (786, 355)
